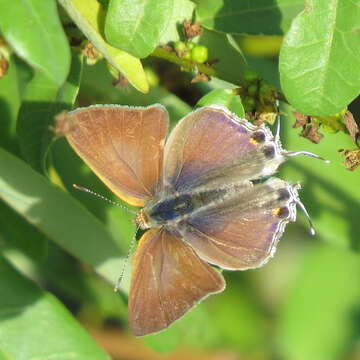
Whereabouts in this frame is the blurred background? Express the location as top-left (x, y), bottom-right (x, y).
top-left (1, 1), bottom-right (360, 360)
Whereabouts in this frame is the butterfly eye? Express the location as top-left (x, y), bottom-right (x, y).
top-left (250, 131), bottom-right (266, 144)
top-left (263, 145), bottom-right (276, 159)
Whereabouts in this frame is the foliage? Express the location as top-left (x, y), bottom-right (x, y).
top-left (0, 0), bottom-right (359, 359)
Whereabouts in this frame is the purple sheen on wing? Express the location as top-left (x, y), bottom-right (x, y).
top-left (164, 107), bottom-right (259, 192)
top-left (179, 207), bottom-right (287, 270)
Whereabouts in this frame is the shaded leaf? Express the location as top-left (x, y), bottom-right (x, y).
top-left (279, 0), bottom-right (360, 115)
top-left (0, 147), bottom-right (122, 283)
top-left (0, 255), bottom-right (110, 360)
top-left (196, 0), bottom-right (303, 35)
top-left (0, 55), bottom-right (21, 155)
top-left (0, 199), bottom-right (48, 263)
top-left (79, 60), bottom-right (192, 122)
top-left (58, 0), bottom-right (149, 93)
top-left (280, 107), bottom-right (360, 251)
top-left (230, 35), bottom-right (282, 89)
top-left (198, 29), bottom-right (249, 86)
top-left (16, 49), bottom-right (83, 172)
top-left (105, 0), bottom-right (174, 58)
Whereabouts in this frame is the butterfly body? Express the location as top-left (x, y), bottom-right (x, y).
top-left (57, 104), bottom-right (311, 336)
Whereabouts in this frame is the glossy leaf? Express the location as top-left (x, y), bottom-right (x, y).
top-left (0, 0), bottom-right (70, 85)
top-left (196, 88), bottom-right (245, 117)
top-left (58, 0), bottom-right (149, 93)
top-left (16, 50), bottom-right (83, 172)
top-left (196, 0), bottom-right (303, 35)
top-left (0, 147), bottom-right (123, 283)
top-left (279, 0), bottom-right (360, 115)
top-left (277, 243), bottom-right (360, 360)
top-left (105, 0), bottom-right (174, 58)
top-left (0, 256), bottom-right (110, 360)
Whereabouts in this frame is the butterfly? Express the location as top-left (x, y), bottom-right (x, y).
top-left (56, 104), bottom-right (321, 336)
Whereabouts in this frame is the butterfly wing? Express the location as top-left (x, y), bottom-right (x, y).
top-left (57, 105), bottom-right (169, 206)
top-left (163, 106), bottom-right (284, 192)
top-left (177, 178), bottom-right (299, 270)
top-left (128, 228), bottom-right (225, 336)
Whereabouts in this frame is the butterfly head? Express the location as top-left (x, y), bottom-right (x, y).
top-left (135, 209), bottom-right (151, 230)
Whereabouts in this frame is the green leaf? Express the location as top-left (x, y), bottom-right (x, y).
top-left (279, 0), bottom-right (360, 115)
top-left (229, 35), bottom-right (281, 89)
top-left (280, 108), bottom-right (360, 250)
top-left (105, 0), bottom-right (174, 58)
top-left (0, 55), bottom-right (21, 155)
top-left (16, 50), bottom-right (83, 172)
top-left (143, 304), bottom-right (219, 353)
top-left (0, 0), bottom-right (70, 86)
top-left (159, 0), bottom-right (194, 44)
top-left (0, 200), bottom-right (48, 263)
top-left (277, 243), bottom-right (360, 360)
top-left (58, 0), bottom-right (149, 93)
top-left (196, 89), bottom-right (245, 117)
top-left (207, 275), bottom-right (268, 354)
top-left (0, 147), bottom-right (122, 283)
top-left (196, 0), bottom-right (303, 35)
top-left (198, 29), bottom-right (249, 86)
top-left (0, 256), bottom-right (110, 360)
top-left (79, 60), bottom-right (192, 122)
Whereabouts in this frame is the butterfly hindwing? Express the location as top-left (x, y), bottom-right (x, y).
top-left (128, 228), bottom-right (225, 336)
top-left (178, 178), bottom-right (299, 270)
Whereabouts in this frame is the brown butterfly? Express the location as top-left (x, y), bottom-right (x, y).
top-left (57, 104), bottom-right (320, 336)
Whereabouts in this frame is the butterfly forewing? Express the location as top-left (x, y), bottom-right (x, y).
top-left (60, 105), bottom-right (169, 207)
top-left (128, 228), bottom-right (225, 336)
top-left (163, 106), bottom-right (283, 193)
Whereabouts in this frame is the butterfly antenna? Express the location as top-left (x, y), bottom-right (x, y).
top-left (284, 151), bottom-right (331, 164)
top-left (293, 190), bottom-right (316, 236)
top-left (114, 225), bottom-right (140, 292)
top-left (72, 184), bottom-right (136, 214)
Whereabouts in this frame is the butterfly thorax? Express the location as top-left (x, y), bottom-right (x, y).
top-left (138, 187), bottom-right (232, 230)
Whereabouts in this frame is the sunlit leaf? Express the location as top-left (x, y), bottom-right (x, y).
top-left (159, 0), bottom-right (194, 44)
top-left (196, 88), bottom-right (245, 117)
top-left (0, 256), bottom-right (110, 360)
top-left (0, 0), bottom-right (70, 85)
top-left (105, 0), bottom-right (174, 58)
top-left (279, 0), bottom-right (360, 115)
top-left (58, 0), bottom-right (149, 93)
top-left (0, 147), bottom-right (122, 283)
